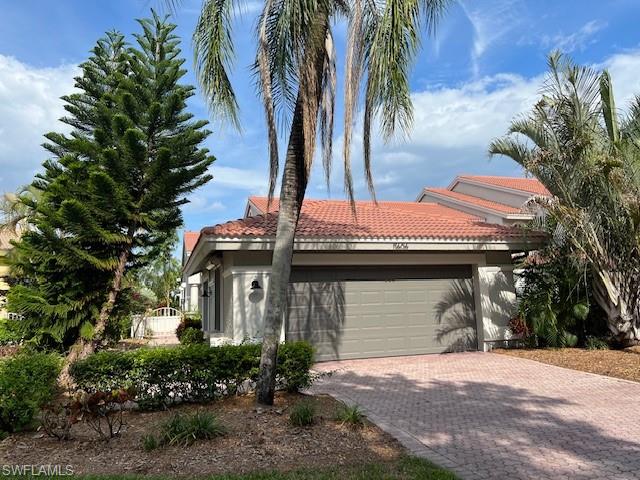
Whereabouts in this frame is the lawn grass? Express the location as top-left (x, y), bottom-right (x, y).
top-left (10, 456), bottom-right (457, 480)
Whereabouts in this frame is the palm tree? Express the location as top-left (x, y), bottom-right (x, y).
top-left (490, 52), bottom-right (640, 346)
top-left (187, 0), bottom-right (450, 404)
top-left (0, 185), bottom-right (41, 234)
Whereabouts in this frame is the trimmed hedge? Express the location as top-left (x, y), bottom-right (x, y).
top-left (0, 350), bottom-right (61, 433)
top-left (69, 342), bottom-right (314, 410)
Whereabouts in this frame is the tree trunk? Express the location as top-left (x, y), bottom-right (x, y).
top-left (256, 97), bottom-right (309, 405)
top-left (58, 240), bottom-right (132, 389)
top-left (593, 269), bottom-right (640, 346)
top-left (256, 22), bottom-right (329, 406)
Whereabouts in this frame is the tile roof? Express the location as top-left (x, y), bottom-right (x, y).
top-left (184, 231), bottom-right (200, 253)
top-left (425, 188), bottom-right (522, 214)
top-left (248, 196), bottom-right (276, 214)
top-left (458, 175), bottom-right (550, 196)
top-left (203, 198), bottom-right (537, 241)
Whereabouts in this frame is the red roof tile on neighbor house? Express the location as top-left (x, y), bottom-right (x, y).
top-left (458, 175), bottom-right (551, 196)
top-left (184, 231), bottom-right (200, 252)
top-left (203, 198), bottom-right (535, 241)
top-left (248, 196), bottom-right (276, 214)
top-left (425, 188), bottom-right (522, 214)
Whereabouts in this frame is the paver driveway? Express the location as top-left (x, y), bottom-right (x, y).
top-left (311, 352), bottom-right (640, 480)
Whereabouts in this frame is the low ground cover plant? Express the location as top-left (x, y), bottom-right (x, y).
top-left (585, 336), bottom-right (610, 350)
top-left (0, 350), bottom-right (61, 434)
top-left (144, 411), bottom-right (226, 449)
top-left (289, 400), bottom-right (316, 427)
top-left (334, 403), bottom-right (365, 427)
top-left (70, 341), bottom-right (314, 410)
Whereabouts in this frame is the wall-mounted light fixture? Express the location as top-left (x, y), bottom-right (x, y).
top-left (250, 279), bottom-right (262, 290)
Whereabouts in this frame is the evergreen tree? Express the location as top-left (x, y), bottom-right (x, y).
top-left (8, 13), bottom-right (213, 377)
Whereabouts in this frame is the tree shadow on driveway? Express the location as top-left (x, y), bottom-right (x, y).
top-left (312, 358), bottom-right (640, 480)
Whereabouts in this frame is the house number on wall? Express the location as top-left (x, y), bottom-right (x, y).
top-left (393, 242), bottom-right (409, 250)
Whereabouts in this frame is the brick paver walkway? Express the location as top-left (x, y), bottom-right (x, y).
top-left (311, 352), bottom-right (640, 480)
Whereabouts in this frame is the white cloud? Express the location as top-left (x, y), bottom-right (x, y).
top-left (314, 50), bottom-right (640, 201)
top-left (209, 165), bottom-right (269, 192)
top-left (541, 20), bottom-right (607, 53)
top-left (0, 55), bottom-right (78, 190)
top-left (602, 50), bottom-right (640, 107)
top-left (459, 0), bottom-right (525, 77)
top-left (183, 196), bottom-right (225, 213)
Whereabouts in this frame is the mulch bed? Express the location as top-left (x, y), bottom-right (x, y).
top-left (0, 393), bottom-right (403, 477)
top-left (495, 347), bottom-right (640, 382)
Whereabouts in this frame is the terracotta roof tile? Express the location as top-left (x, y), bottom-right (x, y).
top-left (248, 196), bottom-right (276, 214)
top-left (184, 231), bottom-right (200, 252)
top-left (458, 175), bottom-right (550, 195)
top-left (425, 188), bottom-right (522, 214)
top-left (203, 198), bottom-right (537, 241)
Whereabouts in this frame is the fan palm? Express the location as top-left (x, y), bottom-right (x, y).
top-left (490, 52), bottom-right (640, 346)
top-left (184, 0), bottom-right (450, 404)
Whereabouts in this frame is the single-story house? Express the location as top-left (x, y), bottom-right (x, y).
top-left (182, 175), bottom-right (547, 361)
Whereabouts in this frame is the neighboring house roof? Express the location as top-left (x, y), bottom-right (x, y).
top-left (423, 188), bottom-right (521, 214)
top-left (184, 231), bottom-right (200, 254)
top-left (203, 198), bottom-right (534, 241)
top-left (456, 175), bottom-right (550, 196)
top-left (247, 196), bottom-right (277, 214)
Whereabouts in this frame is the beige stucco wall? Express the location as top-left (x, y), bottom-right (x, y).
top-left (213, 251), bottom-right (518, 351)
top-left (474, 265), bottom-right (517, 350)
top-left (419, 192), bottom-right (507, 225)
top-left (453, 182), bottom-right (528, 208)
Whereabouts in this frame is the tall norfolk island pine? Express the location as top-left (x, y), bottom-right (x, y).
top-left (8, 13), bottom-right (213, 382)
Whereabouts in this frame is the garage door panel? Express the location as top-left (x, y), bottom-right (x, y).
top-left (287, 274), bottom-right (477, 361)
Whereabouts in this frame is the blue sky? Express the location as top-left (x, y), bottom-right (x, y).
top-left (2, 0), bottom-right (640, 236)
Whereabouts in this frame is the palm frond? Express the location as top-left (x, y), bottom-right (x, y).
top-left (320, 28), bottom-right (336, 191)
top-left (193, 0), bottom-right (241, 129)
top-left (256, 0), bottom-right (280, 209)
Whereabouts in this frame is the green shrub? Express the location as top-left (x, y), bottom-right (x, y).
top-left (334, 403), bottom-right (365, 427)
top-left (0, 318), bottom-right (22, 345)
top-left (70, 341), bottom-right (314, 410)
top-left (180, 327), bottom-right (205, 345)
top-left (175, 314), bottom-right (202, 342)
top-left (585, 336), bottom-right (610, 350)
top-left (561, 331), bottom-right (578, 348)
top-left (158, 411), bottom-right (226, 446)
top-left (289, 400), bottom-right (316, 427)
top-left (0, 350), bottom-right (61, 432)
top-left (277, 342), bottom-right (315, 392)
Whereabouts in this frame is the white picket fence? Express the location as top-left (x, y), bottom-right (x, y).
top-left (131, 307), bottom-right (182, 340)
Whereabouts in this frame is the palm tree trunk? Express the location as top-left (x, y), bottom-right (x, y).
top-left (58, 233), bottom-right (133, 388)
top-left (256, 24), bottom-right (328, 406)
top-left (593, 269), bottom-right (640, 346)
top-left (256, 97), bottom-right (310, 405)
